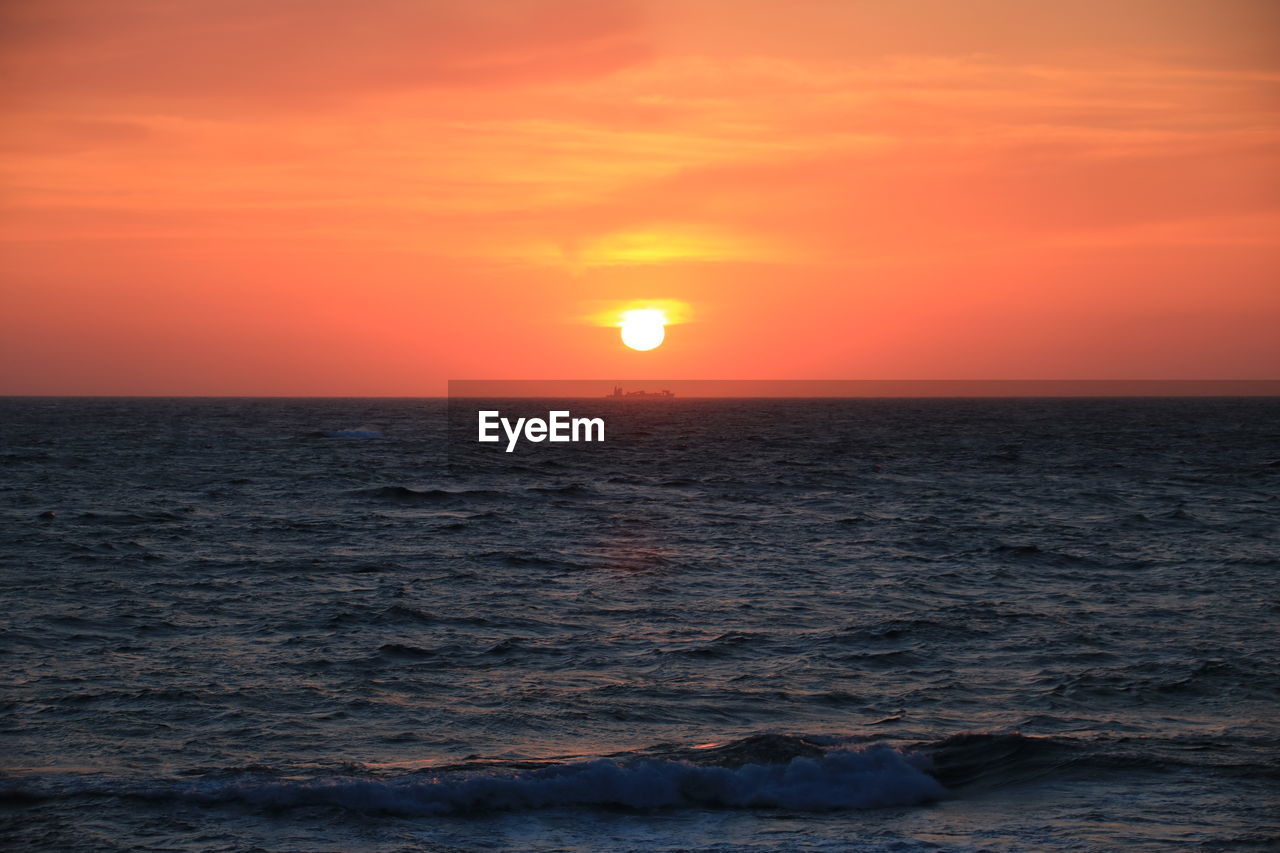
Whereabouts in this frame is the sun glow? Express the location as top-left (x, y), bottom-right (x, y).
top-left (619, 309), bottom-right (667, 351)
top-left (580, 299), bottom-right (690, 351)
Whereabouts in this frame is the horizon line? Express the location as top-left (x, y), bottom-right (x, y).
top-left (5, 379), bottom-right (1280, 399)
top-left (446, 379), bottom-right (1280, 398)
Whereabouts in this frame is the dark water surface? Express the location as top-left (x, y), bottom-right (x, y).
top-left (2, 397), bottom-right (1278, 851)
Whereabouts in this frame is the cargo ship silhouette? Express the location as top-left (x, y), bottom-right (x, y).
top-left (607, 385), bottom-right (675, 398)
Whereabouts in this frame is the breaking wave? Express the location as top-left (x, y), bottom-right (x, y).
top-left (2, 743), bottom-right (945, 816)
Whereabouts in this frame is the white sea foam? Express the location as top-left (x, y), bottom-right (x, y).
top-left (175, 746), bottom-right (945, 815)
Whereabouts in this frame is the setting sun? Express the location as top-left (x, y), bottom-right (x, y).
top-left (619, 309), bottom-right (667, 351)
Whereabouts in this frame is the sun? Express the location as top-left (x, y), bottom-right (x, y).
top-left (619, 309), bottom-right (667, 351)
top-left (585, 300), bottom-right (686, 349)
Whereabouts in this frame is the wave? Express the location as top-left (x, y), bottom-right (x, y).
top-left (325, 426), bottom-right (384, 439)
top-left (6, 730), bottom-right (1256, 818)
top-left (356, 485), bottom-right (504, 503)
top-left (920, 732), bottom-right (1077, 789)
top-left (376, 642), bottom-right (439, 659)
top-left (526, 482), bottom-right (594, 497)
top-left (213, 748), bottom-right (943, 814)
top-left (2, 740), bottom-right (945, 815)
top-left (74, 509), bottom-right (192, 525)
top-left (1043, 658), bottom-right (1280, 703)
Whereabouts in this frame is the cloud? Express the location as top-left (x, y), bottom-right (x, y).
top-left (648, 0), bottom-right (1280, 72)
top-left (0, 0), bottom-right (650, 113)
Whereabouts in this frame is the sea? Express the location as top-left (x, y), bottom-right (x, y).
top-left (2, 397), bottom-right (1277, 852)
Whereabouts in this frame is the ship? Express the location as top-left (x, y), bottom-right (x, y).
top-left (607, 385), bottom-right (675, 398)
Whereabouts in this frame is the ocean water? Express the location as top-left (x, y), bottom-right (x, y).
top-left (2, 397), bottom-right (1278, 852)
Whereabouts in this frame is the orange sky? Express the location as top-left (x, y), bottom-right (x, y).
top-left (2, 0), bottom-right (1277, 395)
